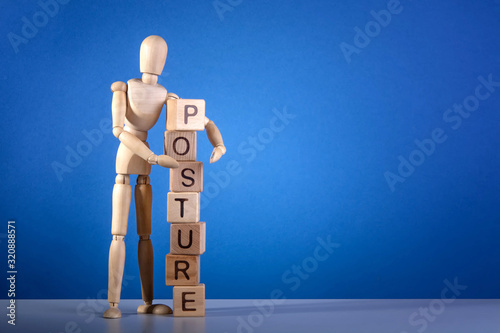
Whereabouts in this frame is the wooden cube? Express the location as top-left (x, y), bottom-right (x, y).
top-left (173, 284), bottom-right (205, 317)
top-left (167, 192), bottom-right (200, 223)
top-left (164, 131), bottom-right (197, 161)
top-left (166, 254), bottom-right (200, 286)
top-left (170, 162), bottom-right (203, 192)
top-left (166, 99), bottom-right (205, 131)
top-left (170, 222), bottom-right (206, 255)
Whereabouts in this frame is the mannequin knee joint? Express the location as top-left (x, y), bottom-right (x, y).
top-left (137, 175), bottom-right (150, 185)
top-left (115, 174), bottom-right (130, 185)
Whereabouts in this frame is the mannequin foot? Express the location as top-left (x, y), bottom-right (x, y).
top-left (103, 305), bottom-right (122, 319)
top-left (137, 303), bottom-right (172, 315)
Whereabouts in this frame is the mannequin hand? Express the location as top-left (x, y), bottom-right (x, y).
top-left (148, 154), bottom-right (179, 168)
top-left (210, 145), bottom-right (226, 163)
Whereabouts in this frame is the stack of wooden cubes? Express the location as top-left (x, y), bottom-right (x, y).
top-left (164, 99), bottom-right (206, 317)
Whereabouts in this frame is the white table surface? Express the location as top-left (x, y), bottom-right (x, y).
top-left (0, 299), bottom-right (498, 333)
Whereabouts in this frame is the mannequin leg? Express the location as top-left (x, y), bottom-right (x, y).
top-left (104, 174), bottom-right (131, 319)
top-left (136, 175), bottom-right (172, 315)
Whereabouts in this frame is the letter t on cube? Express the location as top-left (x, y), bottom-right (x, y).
top-left (167, 192), bottom-right (200, 222)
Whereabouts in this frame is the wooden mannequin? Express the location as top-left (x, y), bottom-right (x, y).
top-left (104, 35), bottom-right (226, 319)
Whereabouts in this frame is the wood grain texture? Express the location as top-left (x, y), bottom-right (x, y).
top-left (170, 222), bottom-right (206, 255)
top-left (165, 254), bottom-right (200, 286)
top-left (173, 284), bottom-right (205, 317)
top-left (166, 99), bottom-right (206, 131)
top-left (164, 131), bottom-right (197, 161)
top-left (167, 192), bottom-right (200, 223)
top-left (169, 162), bottom-right (203, 192)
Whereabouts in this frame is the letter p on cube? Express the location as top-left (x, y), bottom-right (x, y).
top-left (167, 99), bottom-right (206, 131)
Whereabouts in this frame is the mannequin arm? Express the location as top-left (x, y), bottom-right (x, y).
top-left (205, 117), bottom-right (226, 163)
top-left (111, 81), bottom-right (178, 168)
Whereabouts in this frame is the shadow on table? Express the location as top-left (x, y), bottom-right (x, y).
top-left (205, 299), bottom-right (418, 317)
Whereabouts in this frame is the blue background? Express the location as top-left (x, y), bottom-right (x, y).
top-left (1, 0), bottom-right (499, 300)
